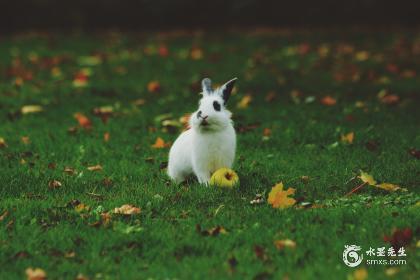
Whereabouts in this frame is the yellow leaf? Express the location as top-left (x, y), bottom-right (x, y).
top-left (355, 51), bottom-right (369, 61)
top-left (274, 239), bottom-right (296, 250)
top-left (25, 267), bottom-right (46, 280)
top-left (267, 182), bottom-right (296, 209)
top-left (74, 203), bottom-right (90, 213)
top-left (375, 183), bottom-right (407, 192)
top-left (151, 137), bottom-right (170, 148)
top-left (21, 105), bottom-right (43, 114)
top-left (341, 132), bottom-right (354, 144)
top-left (113, 204), bottom-right (141, 215)
top-left (237, 94), bottom-right (252, 109)
top-left (21, 136), bottom-right (30, 145)
top-left (0, 137), bottom-right (7, 148)
top-left (352, 267), bottom-right (368, 280)
top-left (359, 171), bottom-right (377, 186)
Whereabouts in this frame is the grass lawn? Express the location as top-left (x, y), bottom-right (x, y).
top-left (0, 29), bottom-right (419, 279)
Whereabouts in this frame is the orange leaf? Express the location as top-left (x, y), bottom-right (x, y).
top-left (341, 132), bottom-right (354, 144)
top-left (151, 137), bottom-right (170, 148)
top-left (74, 113), bottom-right (92, 129)
top-left (147, 81), bottom-right (161, 93)
top-left (274, 239), bottom-right (296, 250)
top-left (267, 182), bottom-right (296, 209)
top-left (104, 132), bottom-right (110, 142)
top-left (237, 94), bottom-right (252, 109)
top-left (320, 96), bottom-right (336, 106)
top-left (190, 47), bottom-right (203, 60)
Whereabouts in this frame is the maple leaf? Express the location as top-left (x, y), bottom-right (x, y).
top-left (384, 228), bottom-right (412, 250)
top-left (320, 96), bottom-right (336, 106)
top-left (341, 132), bottom-right (355, 144)
top-left (237, 94), bottom-right (252, 109)
top-left (147, 81), bottom-right (161, 93)
top-left (74, 113), bottom-right (92, 130)
top-left (21, 105), bottom-right (43, 114)
top-left (267, 182), bottom-right (296, 209)
top-left (151, 137), bottom-right (170, 148)
top-left (113, 204), bottom-right (141, 215)
top-left (274, 239), bottom-right (296, 250)
top-left (25, 267), bottom-right (46, 280)
top-left (358, 171), bottom-right (407, 192)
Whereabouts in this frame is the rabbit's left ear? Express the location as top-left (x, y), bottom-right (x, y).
top-left (219, 78), bottom-right (237, 104)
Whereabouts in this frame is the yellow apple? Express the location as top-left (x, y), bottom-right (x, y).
top-left (210, 168), bottom-right (239, 188)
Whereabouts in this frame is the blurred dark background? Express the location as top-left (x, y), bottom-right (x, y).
top-left (1, 0), bottom-right (419, 32)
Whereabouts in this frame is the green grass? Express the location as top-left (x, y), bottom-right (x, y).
top-left (0, 30), bottom-right (419, 279)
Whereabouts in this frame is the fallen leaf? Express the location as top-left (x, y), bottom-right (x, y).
top-left (21, 136), bottom-right (30, 145)
top-left (63, 167), bottom-right (76, 175)
top-left (74, 113), bottom-right (92, 129)
top-left (75, 203), bottom-right (90, 213)
top-left (0, 210), bottom-right (8, 221)
top-left (104, 132), bottom-right (110, 142)
top-left (133, 98), bottom-right (146, 106)
top-left (376, 183), bottom-right (407, 192)
top-left (250, 194), bottom-right (264, 205)
top-left (320, 96), bottom-right (336, 106)
top-left (190, 47), bottom-right (203, 60)
top-left (263, 128), bottom-right (272, 137)
top-left (384, 228), bottom-right (412, 250)
top-left (359, 171), bottom-right (377, 186)
top-left (254, 245), bottom-right (268, 261)
top-left (93, 106), bottom-right (113, 123)
top-left (274, 239), bottom-right (296, 250)
top-left (113, 204), bottom-right (141, 215)
top-left (151, 137), bottom-right (170, 148)
top-left (25, 267), bottom-right (46, 280)
top-left (73, 71), bottom-right (89, 87)
top-left (87, 164), bottom-right (102, 171)
top-left (237, 94), bottom-right (252, 109)
top-left (48, 180), bottom-right (62, 189)
top-left (267, 182), bottom-right (296, 209)
top-left (265, 91), bottom-right (276, 102)
top-left (147, 80), bottom-right (161, 93)
top-left (385, 267), bottom-right (399, 277)
top-left (355, 51), bottom-right (369, 61)
top-left (0, 137), bottom-right (7, 148)
top-left (352, 267), bottom-right (368, 280)
top-left (196, 224), bottom-right (227, 236)
top-left (408, 148), bottom-right (420, 159)
top-left (158, 45), bottom-right (169, 57)
top-left (341, 132), bottom-right (355, 144)
top-left (21, 105), bottom-right (43, 114)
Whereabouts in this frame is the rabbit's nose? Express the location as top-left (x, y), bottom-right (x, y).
top-left (202, 115), bottom-right (208, 120)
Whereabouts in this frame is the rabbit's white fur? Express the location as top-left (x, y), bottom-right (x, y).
top-left (168, 78), bottom-right (237, 185)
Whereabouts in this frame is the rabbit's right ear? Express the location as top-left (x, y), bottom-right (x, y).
top-left (201, 78), bottom-right (213, 95)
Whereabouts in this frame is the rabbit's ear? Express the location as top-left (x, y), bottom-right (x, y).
top-left (201, 78), bottom-right (213, 95)
top-left (219, 78), bottom-right (237, 103)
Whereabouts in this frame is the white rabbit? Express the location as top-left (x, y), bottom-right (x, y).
top-left (167, 77), bottom-right (237, 185)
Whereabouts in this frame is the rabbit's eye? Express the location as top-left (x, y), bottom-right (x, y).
top-left (213, 101), bottom-right (221, 111)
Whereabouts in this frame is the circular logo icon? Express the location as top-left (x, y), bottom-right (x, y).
top-left (343, 245), bottom-right (363, 267)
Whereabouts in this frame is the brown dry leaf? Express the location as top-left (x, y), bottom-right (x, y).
top-left (147, 80), bottom-right (161, 93)
top-left (63, 167), bottom-right (76, 175)
top-left (263, 128), bottom-right (272, 137)
top-left (274, 239), bottom-right (296, 250)
top-left (114, 204), bottom-right (141, 215)
top-left (104, 132), bottom-right (110, 142)
top-left (21, 105), bottom-right (43, 114)
top-left (0, 137), bottom-right (7, 148)
top-left (74, 113), bottom-right (92, 129)
top-left (237, 94), bottom-right (252, 109)
top-left (133, 98), bottom-right (146, 106)
top-left (151, 137), bottom-right (170, 148)
top-left (25, 267), bottom-right (46, 280)
top-left (48, 180), bottom-right (62, 189)
top-left (265, 91), bottom-right (276, 102)
top-left (87, 165), bottom-right (102, 171)
top-left (190, 47), bottom-right (203, 60)
top-left (341, 132), bottom-right (355, 144)
top-left (320, 96), bottom-right (336, 106)
top-left (21, 136), bottom-right (30, 145)
top-left (93, 106), bottom-right (113, 123)
top-left (267, 182), bottom-right (296, 209)
top-left (0, 210), bottom-right (8, 221)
